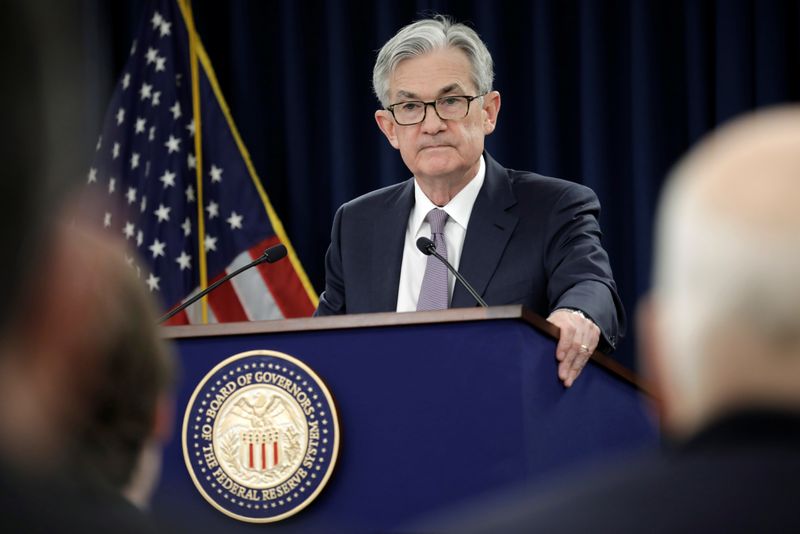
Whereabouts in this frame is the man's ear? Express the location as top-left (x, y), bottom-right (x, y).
top-left (482, 90), bottom-right (501, 135)
top-left (375, 110), bottom-right (400, 149)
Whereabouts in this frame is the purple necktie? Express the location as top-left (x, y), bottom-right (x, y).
top-left (417, 208), bottom-right (449, 311)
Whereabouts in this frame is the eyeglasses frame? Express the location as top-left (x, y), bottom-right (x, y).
top-left (385, 93), bottom-right (487, 126)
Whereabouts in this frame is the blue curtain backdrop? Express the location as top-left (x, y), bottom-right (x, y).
top-left (85, 0), bottom-right (800, 369)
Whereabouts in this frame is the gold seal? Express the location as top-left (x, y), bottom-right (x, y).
top-left (182, 350), bottom-right (340, 523)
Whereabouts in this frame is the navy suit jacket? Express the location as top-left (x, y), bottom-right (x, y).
top-left (316, 153), bottom-right (624, 351)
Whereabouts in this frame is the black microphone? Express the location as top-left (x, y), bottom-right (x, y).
top-left (158, 244), bottom-right (288, 324)
top-left (416, 237), bottom-right (488, 308)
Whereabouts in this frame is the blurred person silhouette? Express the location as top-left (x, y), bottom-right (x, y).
top-left (0, 1), bottom-right (177, 531)
top-left (435, 106), bottom-right (800, 533)
top-left (0, 205), bottom-right (177, 532)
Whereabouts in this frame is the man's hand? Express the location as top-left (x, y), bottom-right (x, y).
top-left (546, 309), bottom-right (601, 388)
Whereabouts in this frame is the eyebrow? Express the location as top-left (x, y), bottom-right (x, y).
top-left (395, 83), bottom-right (467, 101)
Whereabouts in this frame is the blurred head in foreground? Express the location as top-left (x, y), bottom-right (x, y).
top-left (0, 208), bottom-right (175, 508)
top-left (644, 105), bottom-right (800, 438)
top-left (0, 0), bottom-right (173, 521)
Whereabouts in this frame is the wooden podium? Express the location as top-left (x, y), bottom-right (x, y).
top-left (153, 306), bottom-right (657, 532)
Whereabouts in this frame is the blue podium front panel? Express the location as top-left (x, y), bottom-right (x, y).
top-left (153, 318), bottom-right (657, 532)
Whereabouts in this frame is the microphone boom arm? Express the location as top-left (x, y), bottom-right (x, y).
top-left (420, 239), bottom-right (488, 308)
top-left (158, 244), bottom-right (287, 324)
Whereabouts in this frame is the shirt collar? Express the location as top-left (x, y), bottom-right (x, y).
top-left (411, 155), bottom-right (486, 234)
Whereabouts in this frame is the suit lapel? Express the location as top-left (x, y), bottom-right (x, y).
top-left (451, 154), bottom-right (519, 308)
top-left (370, 179), bottom-right (414, 312)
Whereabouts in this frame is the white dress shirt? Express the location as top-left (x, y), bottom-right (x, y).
top-left (396, 156), bottom-right (486, 312)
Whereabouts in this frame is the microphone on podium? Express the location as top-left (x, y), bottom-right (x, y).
top-left (416, 237), bottom-right (488, 308)
top-left (158, 244), bottom-right (288, 324)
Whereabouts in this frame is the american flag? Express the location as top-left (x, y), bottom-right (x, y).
top-left (87, 0), bottom-right (317, 324)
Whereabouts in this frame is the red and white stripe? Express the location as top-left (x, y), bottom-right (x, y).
top-left (247, 440), bottom-right (280, 470)
top-left (163, 236), bottom-right (315, 325)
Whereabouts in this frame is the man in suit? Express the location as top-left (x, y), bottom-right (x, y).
top-left (446, 107), bottom-right (800, 533)
top-left (316, 16), bottom-right (624, 387)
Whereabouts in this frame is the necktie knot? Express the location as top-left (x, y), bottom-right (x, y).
top-left (427, 208), bottom-right (448, 235)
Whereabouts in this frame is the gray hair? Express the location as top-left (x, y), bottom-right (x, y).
top-left (372, 15), bottom-right (494, 108)
top-left (653, 107), bottom-right (800, 406)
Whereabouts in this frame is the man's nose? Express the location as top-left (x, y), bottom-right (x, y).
top-left (420, 102), bottom-right (445, 133)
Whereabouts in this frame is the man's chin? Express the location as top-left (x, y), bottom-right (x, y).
top-left (414, 152), bottom-right (460, 178)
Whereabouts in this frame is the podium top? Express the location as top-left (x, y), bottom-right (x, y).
top-left (160, 305), bottom-right (645, 392)
top-left (161, 304), bottom-right (551, 339)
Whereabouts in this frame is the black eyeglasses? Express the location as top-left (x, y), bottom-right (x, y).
top-left (386, 94), bottom-right (486, 125)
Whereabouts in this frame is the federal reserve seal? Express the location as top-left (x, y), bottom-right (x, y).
top-left (182, 350), bottom-right (340, 523)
